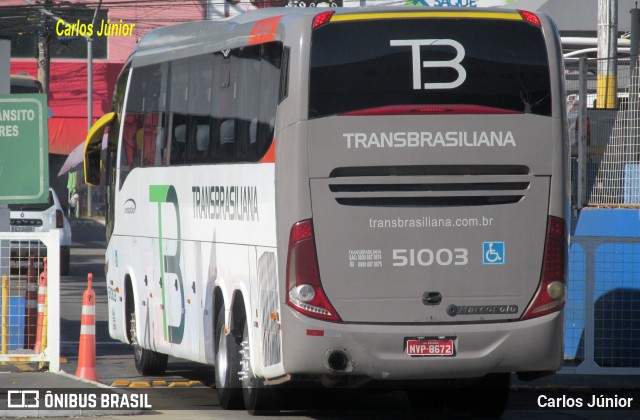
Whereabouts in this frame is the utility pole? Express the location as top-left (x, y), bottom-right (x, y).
top-left (36, 0), bottom-right (53, 96)
top-left (86, 0), bottom-right (103, 218)
top-left (597, 0), bottom-right (618, 108)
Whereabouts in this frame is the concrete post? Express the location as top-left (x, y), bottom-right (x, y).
top-left (578, 57), bottom-right (588, 209)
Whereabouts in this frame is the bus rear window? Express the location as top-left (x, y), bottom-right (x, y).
top-left (309, 19), bottom-right (551, 118)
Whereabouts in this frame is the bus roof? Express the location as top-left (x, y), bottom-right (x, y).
top-left (131, 7), bottom-right (538, 68)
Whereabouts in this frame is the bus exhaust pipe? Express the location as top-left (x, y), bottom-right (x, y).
top-left (326, 350), bottom-right (350, 372)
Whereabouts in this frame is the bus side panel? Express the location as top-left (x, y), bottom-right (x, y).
top-left (106, 241), bottom-right (127, 344)
top-left (110, 164), bottom-right (277, 363)
top-left (106, 234), bottom-right (173, 357)
top-left (255, 247), bottom-right (284, 378)
top-left (170, 239), bottom-right (205, 361)
top-left (168, 241), bottom-right (250, 362)
top-left (542, 15), bottom-right (570, 224)
top-left (273, 121), bottom-right (312, 377)
top-left (549, 117), bottom-right (570, 218)
top-left (144, 236), bottom-right (167, 354)
top-left (198, 238), bottom-right (216, 364)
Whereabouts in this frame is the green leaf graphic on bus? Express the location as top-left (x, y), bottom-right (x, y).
top-left (149, 184), bottom-right (185, 345)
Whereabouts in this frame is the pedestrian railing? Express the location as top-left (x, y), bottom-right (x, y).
top-left (0, 230), bottom-right (60, 371)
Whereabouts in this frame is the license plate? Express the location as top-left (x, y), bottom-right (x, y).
top-left (406, 338), bottom-right (456, 357)
top-left (10, 226), bottom-right (34, 232)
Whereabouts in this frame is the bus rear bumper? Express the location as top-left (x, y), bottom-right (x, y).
top-left (280, 309), bottom-right (564, 381)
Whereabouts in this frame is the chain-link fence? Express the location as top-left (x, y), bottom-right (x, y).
top-left (0, 231), bottom-right (60, 371)
top-left (563, 236), bottom-right (640, 373)
top-left (567, 56), bottom-right (640, 208)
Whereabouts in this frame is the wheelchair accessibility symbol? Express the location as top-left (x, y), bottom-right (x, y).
top-left (483, 242), bottom-right (505, 265)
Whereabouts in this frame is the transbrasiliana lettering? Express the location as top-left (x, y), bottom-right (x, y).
top-left (191, 185), bottom-right (259, 222)
top-left (342, 131), bottom-right (516, 149)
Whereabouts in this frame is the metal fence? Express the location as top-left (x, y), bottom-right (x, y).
top-left (563, 235), bottom-right (640, 374)
top-left (0, 231), bottom-right (60, 371)
top-left (568, 56), bottom-right (640, 208)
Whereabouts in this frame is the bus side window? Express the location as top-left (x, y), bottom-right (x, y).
top-left (157, 62), bottom-right (170, 166)
top-left (171, 121), bottom-right (187, 164)
top-left (185, 54), bottom-right (213, 164)
top-left (219, 119), bottom-right (235, 161)
top-left (257, 42), bottom-right (282, 158)
top-left (235, 45), bottom-right (261, 161)
top-left (184, 117), bottom-right (210, 164)
top-left (168, 58), bottom-right (189, 165)
top-left (154, 113), bottom-right (168, 166)
top-left (250, 118), bottom-right (258, 146)
top-left (209, 51), bottom-right (235, 163)
top-left (120, 63), bottom-right (164, 186)
top-left (141, 114), bottom-right (158, 166)
top-left (196, 123), bottom-right (210, 159)
top-left (120, 113), bottom-right (142, 185)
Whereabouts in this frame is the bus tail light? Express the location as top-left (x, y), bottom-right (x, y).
top-left (286, 219), bottom-right (341, 322)
top-left (522, 217), bottom-right (567, 320)
top-left (312, 11), bottom-right (334, 29)
top-left (518, 10), bottom-right (541, 27)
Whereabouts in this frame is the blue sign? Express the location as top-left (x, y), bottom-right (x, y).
top-left (483, 242), bottom-right (505, 265)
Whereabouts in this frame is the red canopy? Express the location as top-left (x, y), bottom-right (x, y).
top-left (11, 60), bottom-right (122, 155)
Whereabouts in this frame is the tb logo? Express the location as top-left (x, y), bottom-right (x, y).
top-left (390, 39), bottom-right (466, 90)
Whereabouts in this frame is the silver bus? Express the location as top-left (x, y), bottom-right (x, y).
top-left (85, 8), bottom-right (569, 416)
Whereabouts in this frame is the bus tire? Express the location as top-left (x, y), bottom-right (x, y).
top-left (127, 306), bottom-right (169, 376)
top-left (239, 313), bottom-right (280, 415)
top-left (134, 344), bottom-right (168, 376)
top-left (215, 304), bottom-right (243, 410)
top-left (129, 310), bottom-right (168, 375)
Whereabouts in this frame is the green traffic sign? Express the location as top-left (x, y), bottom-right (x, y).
top-left (0, 94), bottom-right (49, 203)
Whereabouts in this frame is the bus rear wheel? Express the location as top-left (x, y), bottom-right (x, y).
top-left (129, 311), bottom-right (168, 375)
top-left (239, 312), bottom-right (280, 415)
top-left (215, 304), bottom-right (243, 409)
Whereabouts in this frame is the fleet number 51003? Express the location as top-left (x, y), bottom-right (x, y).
top-left (392, 248), bottom-right (468, 267)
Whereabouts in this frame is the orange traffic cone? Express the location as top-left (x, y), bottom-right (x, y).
top-left (34, 258), bottom-right (48, 354)
top-left (24, 258), bottom-right (38, 350)
top-left (75, 273), bottom-right (98, 382)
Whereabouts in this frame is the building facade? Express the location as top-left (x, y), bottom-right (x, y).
top-left (5, 0), bottom-right (205, 155)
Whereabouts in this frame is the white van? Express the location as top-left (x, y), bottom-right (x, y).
top-left (9, 188), bottom-right (72, 275)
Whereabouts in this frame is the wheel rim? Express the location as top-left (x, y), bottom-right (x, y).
top-left (130, 311), bottom-right (142, 360)
top-left (216, 328), bottom-right (228, 387)
top-left (239, 324), bottom-right (252, 391)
